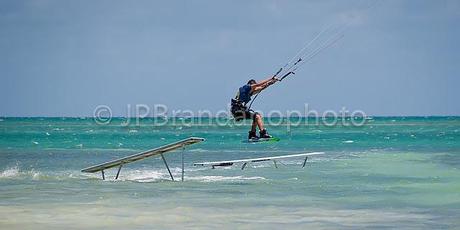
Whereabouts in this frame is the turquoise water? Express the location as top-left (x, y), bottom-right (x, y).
top-left (1, 117), bottom-right (459, 229)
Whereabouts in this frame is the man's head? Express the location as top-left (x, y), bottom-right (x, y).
top-left (247, 79), bottom-right (256, 85)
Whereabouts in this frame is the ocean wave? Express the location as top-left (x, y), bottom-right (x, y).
top-left (0, 165), bottom-right (96, 181)
top-left (0, 166), bottom-right (20, 178)
top-left (0, 166), bottom-right (42, 180)
top-left (79, 166), bottom-right (267, 183)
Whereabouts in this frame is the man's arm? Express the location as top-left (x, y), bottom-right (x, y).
top-left (251, 77), bottom-right (278, 93)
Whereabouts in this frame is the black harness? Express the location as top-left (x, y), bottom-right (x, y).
top-left (231, 98), bottom-right (257, 122)
top-left (231, 99), bottom-right (246, 117)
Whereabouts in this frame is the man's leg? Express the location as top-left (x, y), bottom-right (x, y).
top-left (248, 111), bottom-right (258, 139)
top-left (255, 113), bottom-right (272, 138)
top-left (251, 119), bottom-right (257, 132)
top-left (254, 113), bottom-right (265, 131)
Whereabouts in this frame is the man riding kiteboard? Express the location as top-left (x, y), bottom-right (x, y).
top-left (228, 15), bottom-right (350, 141)
top-left (231, 77), bottom-right (278, 140)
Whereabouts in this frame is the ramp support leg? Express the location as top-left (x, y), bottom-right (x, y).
top-left (302, 156), bottom-right (308, 168)
top-left (241, 162), bottom-right (248, 170)
top-left (101, 170), bottom-right (105, 180)
top-left (161, 153), bottom-right (174, 181)
top-left (115, 164), bottom-right (123, 180)
top-left (181, 146), bottom-right (185, 182)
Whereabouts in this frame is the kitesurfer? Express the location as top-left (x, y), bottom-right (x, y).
top-left (231, 77), bottom-right (278, 140)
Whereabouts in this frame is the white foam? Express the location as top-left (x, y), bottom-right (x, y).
top-left (251, 164), bottom-right (270, 168)
top-left (123, 170), bottom-right (166, 182)
top-left (31, 170), bottom-right (41, 180)
top-left (186, 175), bottom-right (266, 182)
top-left (343, 140), bottom-right (354, 143)
top-left (0, 166), bottom-right (20, 178)
top-left (88, 166), bottom-right (266, 183)
top-left (188, 148), bottom-right (209, 152)
top-left (0, 167), bottom-right (86, 181)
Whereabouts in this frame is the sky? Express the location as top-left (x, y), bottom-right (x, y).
top-left (1, 0), bottom-right (459, 117)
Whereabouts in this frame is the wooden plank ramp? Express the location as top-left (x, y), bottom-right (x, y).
top-left (81, 137), bottom-right (205, 181)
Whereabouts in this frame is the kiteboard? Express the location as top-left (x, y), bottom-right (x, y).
top-left (245, 136), bottom-right (280, 143)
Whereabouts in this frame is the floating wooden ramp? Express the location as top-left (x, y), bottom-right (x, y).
top-left (81, 137), bottom-right (205, 181)
top-left (194, 152), bottom-right (324, 170)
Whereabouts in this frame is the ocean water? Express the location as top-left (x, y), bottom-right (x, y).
top-left (0, 117), bottom-right (459, 229)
